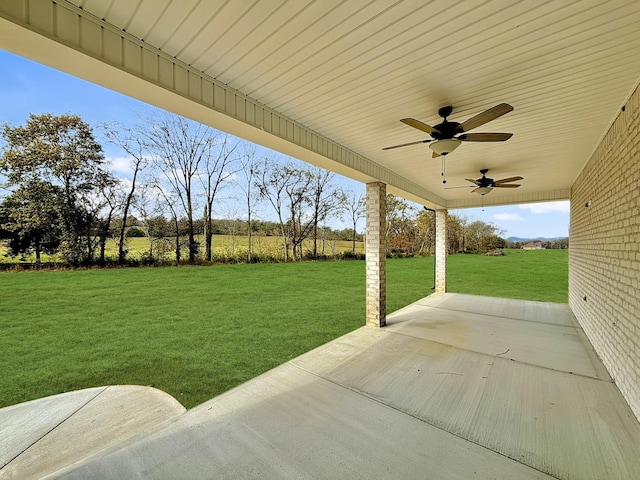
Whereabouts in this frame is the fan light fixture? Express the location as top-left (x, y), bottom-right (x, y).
top-left (474, 186), bottom-right (493, 195)
top-left (429, 139), bottom-right (461, 155)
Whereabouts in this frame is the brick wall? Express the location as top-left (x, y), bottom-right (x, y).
top-left (569, 85), bottom-right (640, 421)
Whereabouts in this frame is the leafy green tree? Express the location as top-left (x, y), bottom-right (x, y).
top-left (446, 213), bottom-right (469, 253)
top-left (0, 180), bottom-right (62, 265)
top-left (385, 195), bottom-right (417, 254)
top-left (465, 220), bottom-right (504, 253)
top-left (416, 208), bottom-right (435, 255)
top-left (551, 237), bottom-right (569, 249)
top-left (1, 113), bottom-right (110, 266)
top-left (125, 226), bottom-right (146, 238)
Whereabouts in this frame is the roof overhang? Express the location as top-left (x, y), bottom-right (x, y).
top-left (2, 1), bottom-right (639, 209)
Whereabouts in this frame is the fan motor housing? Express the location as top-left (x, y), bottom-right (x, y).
top-left (477, 170), bottom-right (494, 187)
top-left (432, 121), bottom-right (461, 139)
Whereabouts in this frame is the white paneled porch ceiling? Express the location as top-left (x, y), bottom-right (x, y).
top-left (3, 0), bottom-right (640, 208)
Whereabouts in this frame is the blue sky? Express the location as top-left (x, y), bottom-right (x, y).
top-left (0, 49), bottom-right (569, 239)
top-left (453, 202), bottom-right (569, 239)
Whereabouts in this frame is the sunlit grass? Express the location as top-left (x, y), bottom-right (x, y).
top-left (0, 249), bottom-right (567, 409)
top-left (448, 248), bottom-right (568, 303)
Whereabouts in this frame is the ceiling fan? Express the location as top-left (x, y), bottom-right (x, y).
top-left (446, 168), bottom-right (523, 195)
top-left (383, 103), bottom-right (514, 157)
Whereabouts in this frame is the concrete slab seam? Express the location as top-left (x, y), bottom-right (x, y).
top-left (413, 303), bottom-right (574, 328)
top-left (0, 386), bottom-right (108, 472)
top-left (381, 326), bottom-right (611, 383)
top-left (287, 361), bottom-right (562, 480)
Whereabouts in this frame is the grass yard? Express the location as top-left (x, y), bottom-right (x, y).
top-left (0, 249), bottom-right (567, 409)
top-left (448, 248), bottom-right (568, 303)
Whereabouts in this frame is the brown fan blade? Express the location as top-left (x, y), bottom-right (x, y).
top-left (465, 178), bottom-right (479, 185)
top-left (400, 118), bottom-right (438, 134)
top-left (458, 132), bottom-right (513, 142)
top-left (382, 139), bottom-right (432, 150)
top-left (457, 103), bottom-right (513, 133)
top-left (494, 176), bottom-right (523, 184)
top-left (493, 184), bottom-right (521, 188)
top-left (444, 185), bottom-right (475, 190)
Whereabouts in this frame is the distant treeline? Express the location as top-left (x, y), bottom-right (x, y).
top-left (509, 238), bottom-right (569, 249)
top-left (1, 112), bottom-right (567, 269)
top-left (0, 112), bottom-right (366, 267)
top-left (122, 216), bottom-right (363, 244)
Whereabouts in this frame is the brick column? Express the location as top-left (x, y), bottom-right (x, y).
top-left (365, 182), bottom-right (386, 327)
top-left (435, 209), bottom-right (447, 293)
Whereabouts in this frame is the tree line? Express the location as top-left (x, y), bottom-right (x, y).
top-left (384, 197), bottom-right (568, 255)
top-left (1, 112), bottom-right (566, 268)
top-left (384, 196), bottom-right (506, 256)
top-left (0, 112), bottom-right (366, 266)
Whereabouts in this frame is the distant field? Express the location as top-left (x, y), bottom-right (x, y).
top-left (0, 249), bottom-right (567, 409)
top-left (119, 234), bottom-right (364, 258)
top-left (0, 234), bottom-right (364, 263)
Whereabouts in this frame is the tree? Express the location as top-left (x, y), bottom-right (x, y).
top-left (385, 195), bottom-right (417, 254)
top-left (221, 207), bottom-right (243, 256)
top-left (465, 220), bottom-right (503, 253)
top-left (199, 132), bottom-right (240, 261)
top-left (83, 170), bottom-right (118, 264)
top-left (283, 166), bottom-right (315, 261)
top-left (102, 123), bottom-right (150, 264)
top-left (444, 214), bottom-right (505, 254)
top-left (551, 237), bottom-right (569, 249)
top-left (257, 160), bottom-right (320, 261)
top-left (447, 213), bottom-right (468, 253)
top-left (308, 167), bottom-right (345, 258)
top-left (0, 180), bottom-right (62, 265)
top-left (1, 113), bottom-right (110, 265)
top-left (256, 158), bottom-right (293, 261)
top-left (132, 183), bottom-right (162, 259)
top-left (235, 144), bottom-right (258, 262)
top-left (154, 184), bottom-right (182, 264)
top-left (344, 191), bottom-right (365, 253)
top-left (143, 112), bottom-right (209, 263)
top-left (416, 208), bottom-right (436, 255)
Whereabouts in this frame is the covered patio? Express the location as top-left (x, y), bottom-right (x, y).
top-left (1, 1), bottom-right (639, 478)
top-left (3, 294), bottom-right (640, 479)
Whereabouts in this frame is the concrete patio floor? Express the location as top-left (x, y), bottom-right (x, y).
top-left (2, 293), bottom-right (640, 479)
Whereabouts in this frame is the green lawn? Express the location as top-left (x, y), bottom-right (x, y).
top-left (0, 249), bottom-right (567, 409)
top-left (448, 248), bottom-right (568, 303)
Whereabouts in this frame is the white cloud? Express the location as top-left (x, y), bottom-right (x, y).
top-left (494, 213), bottom-right (524, 221)
top-left (107, 156), bottom-right (134, 176)
top-left (518, 201), bottom-right (570, 214)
